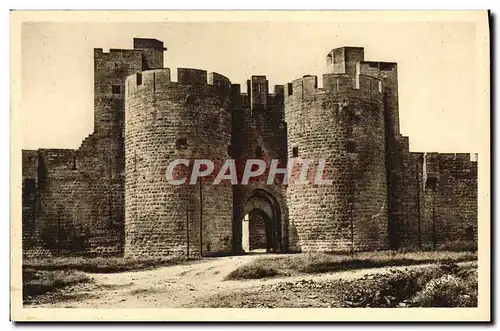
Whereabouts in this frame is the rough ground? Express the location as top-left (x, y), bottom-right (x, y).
top-left (24, 254), bottom-right (475, 308)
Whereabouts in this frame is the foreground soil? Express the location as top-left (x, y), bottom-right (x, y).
top-left (23, 254), bottom-right (477, 308)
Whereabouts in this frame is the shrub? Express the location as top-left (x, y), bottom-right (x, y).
top-left (338, 267), bottom-right (445, 307)
top-left (23, 269), bottom-right (92, 300)
top-left (224, 263), bottom-right (279, 280)
top-left (224, 251), bottom-right (477, 281)
top-left (410, 273), bottom-right (477, 307)
top-left (336, 263), bottom-right (478, 308)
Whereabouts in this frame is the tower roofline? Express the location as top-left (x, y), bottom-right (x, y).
top-left (133, 37), bottom-right (167, 51)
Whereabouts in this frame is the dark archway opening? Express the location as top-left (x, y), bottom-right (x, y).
top-left (242, 209), bottom-right (274, 253)
top-left (237, 189), bottom-right (283, 254)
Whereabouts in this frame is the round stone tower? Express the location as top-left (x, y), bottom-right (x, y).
top-left (124, 68), bottom-right (233, 258)
top-left (284, 49), bottom-right (388, 252)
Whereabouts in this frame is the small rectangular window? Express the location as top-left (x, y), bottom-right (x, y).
top-left (425, 177), bottom-right (438, 191)
top-left (136, 73), bottom-right (143, 85)
top-left (23, 178), bottom-right (36, 195)
top-left (112, 85), bottom-right (121, 94)
top-left (347, 141), bottom-right (356, 153)
top-left (112, 99), bottom-right (121, 112)
top-left (292, 146), bottom-right (299, 158)
top-left (176, 138), bottom-right (188, 150)
top-left (255, 146), bottom-right (263, 158)
top-left (379, 62), bottom-right (393, 71)
top-left (23, 178), bottom-right (36, 190)
top-left (465, 226), bottom-right (474, 241)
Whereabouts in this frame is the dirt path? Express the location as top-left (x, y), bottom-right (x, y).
top-left (26, 255), bottom-right (475, 308)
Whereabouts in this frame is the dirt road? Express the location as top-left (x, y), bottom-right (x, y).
top-left (26, 254), bottom-right (473, 308)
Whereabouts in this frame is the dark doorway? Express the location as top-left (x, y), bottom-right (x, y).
top-left (238, 189), bottom-right (282, 253)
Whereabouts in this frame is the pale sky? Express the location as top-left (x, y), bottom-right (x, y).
top-left (21, 21), bottom-right (481, 153)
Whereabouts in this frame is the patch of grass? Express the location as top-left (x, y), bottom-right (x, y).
top-left (437, 239), bottom-right (477, 252)
top-left (23, 256), bottom-right (188, 302)
top-left (297, 251), bottom-right (477, 274)
top-left (23, 256), bottom-right (185, 273)
top-left (129, 287), bottom-right (160, 296)
top-left (23, 268), bottom-right (92, 301)
top-left (225, 251), bottom-right (477, 280)
top-left (224, 262), bottom-right (279, 280)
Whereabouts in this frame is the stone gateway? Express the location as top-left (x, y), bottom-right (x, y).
top-left (22, 38), bottom-right (478, 258)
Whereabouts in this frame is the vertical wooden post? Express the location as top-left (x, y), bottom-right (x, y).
top-left (349, 160), bottom-right (355, 258)
top-left (108, 157), bottom-right (113, 233)
top-left (186, 204), bottom-right (189, 258)
top-left (432, 204), bottom-right (437, 250)
top-left (416, 162), bottom-right (422, 250)
top-left (199, 179), bottom-right (203, 258)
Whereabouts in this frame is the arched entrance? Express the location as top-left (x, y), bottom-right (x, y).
top-left (238, 189), bottom-right (283, 253)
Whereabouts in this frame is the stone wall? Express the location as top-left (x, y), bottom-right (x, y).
top-left (21, 39), bottom-right (479, 258)
top-left (358, 60), bottom-right (402, 248)
top-left (420, 153), bottom-right (478, 248)
top-left (284, 71), bottom-right (388, 253)
top-left (21, 39), bottom-right (164, 257)
top-left (397, 137), bottom-right (424, 248)
top-left (395, 143), bottom-right (478, 249)
top-left (230, 77), bottom-right (288, 253)
top-left (124, 68), bottom-right (233, 258)
top-left (22, 150), bottom-right (43, 256)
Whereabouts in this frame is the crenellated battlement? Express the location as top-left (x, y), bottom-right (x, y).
top-left (358, 61), bottom-right (397, 77)
top-left (326, 46), bottom-right (365, 77)
top-left (94, 48), bottom-right (143, 59)
top-left (423, 152), bottom-right (479, 173)
top-left (125, 68), bottom-right (232, 96)
top-left (284, 72), bottom-right (383, 103)
top-left (126, 68), bottom-right (284, 110)
top-left (230, 83), bottom-right (284, 109)
top-left (94, 38), bottom-right (166, 59)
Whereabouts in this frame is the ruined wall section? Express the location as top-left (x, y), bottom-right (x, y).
top-left (230, 77), bottom-right (288, 253)
top-left (124, 68), bottom-right (233, 258)
top-left (285, 73), bottom-right (388, 252)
